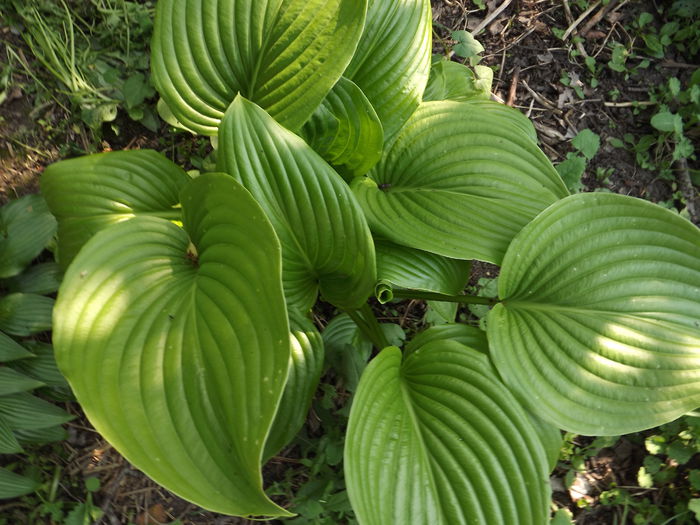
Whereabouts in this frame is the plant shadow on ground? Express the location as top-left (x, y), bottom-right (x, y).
top-left (1, 0), bottom-right (698, 524)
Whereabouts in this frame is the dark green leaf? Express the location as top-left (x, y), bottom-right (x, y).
top-left (0, 194), bottom-right (56, 279)
top-left (0, 293), bottom-right (53, 336)
top-left (3, 262), bottom-right (62, 295)
top-left (0, 392), bottom-right (72, 430)
top-left (0, 467), bottom-right (38, 499)
top-left (0, 331), bottom-right (34, 362)
top-left (0, 368), bottom-right (44, 396)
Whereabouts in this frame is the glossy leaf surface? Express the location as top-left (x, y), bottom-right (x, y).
top-left (152, 0), bottom-right (366, 135)
top-left (405, 324), bottom-right (488, 355)
top-left (301, 77), bottom-right (383, 178)
top-left (344, 0), bottom-right (432, 141)
top-left (42, 150), bottom-right (189, 267)
top-left (353, 100), bottom-right (567, 264)
top-left (0, 195), bottom-right (56, 279)
top-left (489, 193), bottom-right (700, 435)
top-left (375, 240), bottom-right (470, 303)
top-left (263, 310), bottom-right (324, 460)
top-left (53, 174), bottom-right (292, 517)
top-left (345, 342), bottom-right (550, 524)
top-left (217, 96), bottom-right (375, 311)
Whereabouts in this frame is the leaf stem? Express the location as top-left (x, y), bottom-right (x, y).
top-left (390, 288), bottom-right (500, 306)
top-left (346, 303), bottom-right (390, 350)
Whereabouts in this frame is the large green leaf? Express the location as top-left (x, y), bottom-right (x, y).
top-left (375, 240), bottom-right (471, 303)
top-left (217, 96), bottom-right (376, 311)
top-left (488, 193), bottom-right (700, 435)
top-left (152, 0), bottom-right (367, 135)
top-left (301, 77), bottom-right (383, 178)
top-left (11, 342), bottom-right (71, 400)
top-left (344, 0), bottom-right (432, 142)
top-left (263, 310), bottom-right (324, 460)
top-left (0, 194), bottom-right (56, 279)
top-left (345, 342), bottom-right (551, 524)
top-left (41, 150), bottom-right (190, 267)
top-left (352, 100), bottom-right (568, 264)
top-left (0, 293), bottom-right (53, 336)
top-left (53, 173), bottom-right (292, 517)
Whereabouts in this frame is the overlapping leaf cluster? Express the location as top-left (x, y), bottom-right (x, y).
top-left (40, 0), bottom-right (700, 522)
top-left (0, 195), bottom-right (72, 498)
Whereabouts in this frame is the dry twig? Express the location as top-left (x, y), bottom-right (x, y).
top-left (470, 0), bottom-right (515, 36)
top-left (580, 0), bottom-right (619, 36)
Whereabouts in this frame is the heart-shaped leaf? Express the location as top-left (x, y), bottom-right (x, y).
top-left (152, 0), bottom-right (366, 135)
top-left (53, 173), bottom-right (292, 517)
top-left (217, 96), bottom-right (376, 311)
top-left (344, 0), bottom-right (432, 142)
top-left (301, 77), bottom-right (383, 178)
top-left (263, 310), bottom-right (324, 460)
top-left (488, 193), bottom-right (700, 435)
top-left (352, 100), bottom-right (568, 264)
top-left (41, 150), bottom-right (189, 268)
top-left (345, 342), bottom-right (551, 524)
top-left (0, 195), bottom-right (56, 279)
top-left (375, 240), bottom-right (471, 303)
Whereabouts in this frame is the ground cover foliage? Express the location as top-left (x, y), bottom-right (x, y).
top-left (0, 1), bottom-right (699, 524)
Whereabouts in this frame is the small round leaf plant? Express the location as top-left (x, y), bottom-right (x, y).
top-left (41, 0), bottom-right (700, 522)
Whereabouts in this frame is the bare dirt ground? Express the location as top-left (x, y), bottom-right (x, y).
top-left (1, 1), bottom-right (698, 524)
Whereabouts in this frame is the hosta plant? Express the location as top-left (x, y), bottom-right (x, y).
top-left (41, 0), bottom-right (700, 522)
top-left (0, 194), bottom-right (72, 498)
